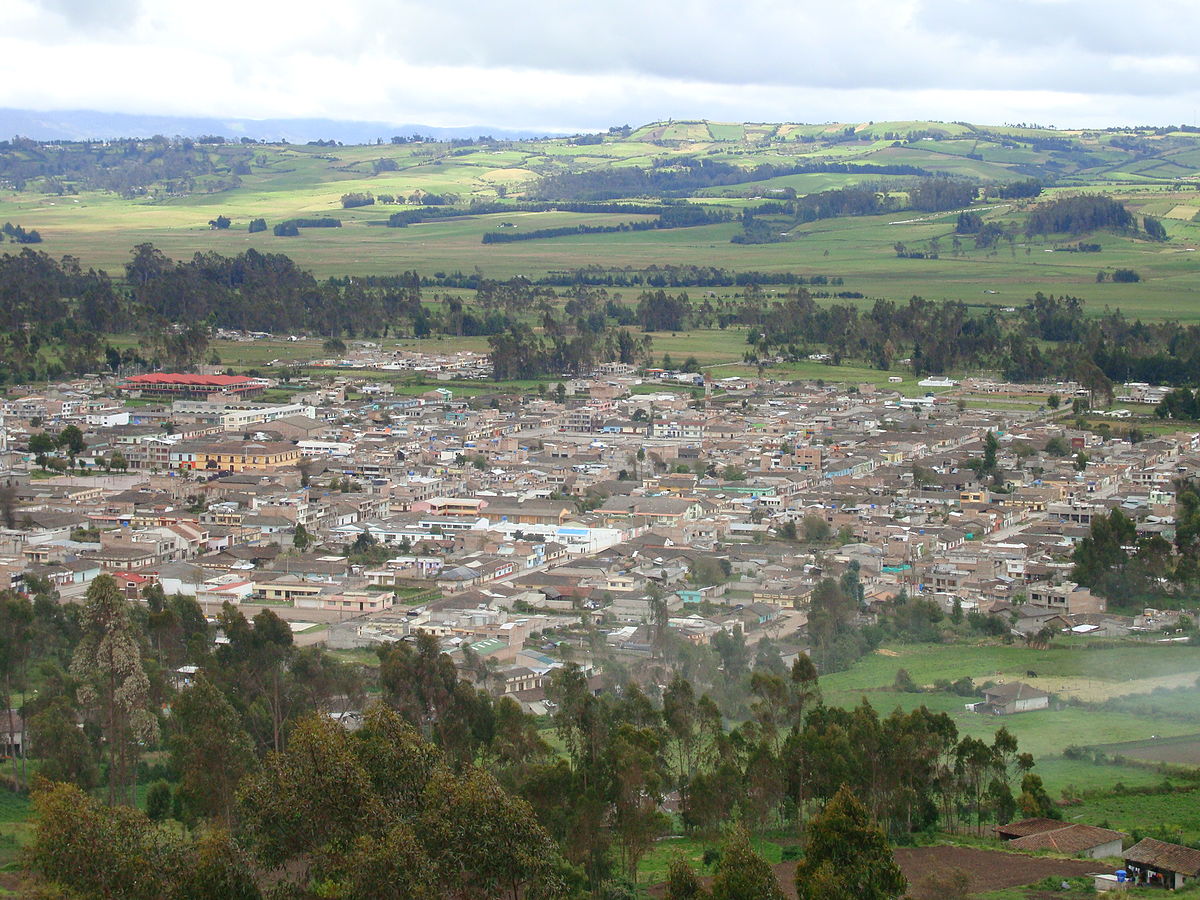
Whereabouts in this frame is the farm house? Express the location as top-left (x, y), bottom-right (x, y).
top-left (975, 682), bottom-right (1050, 715)
top-left (996, 818), bottom-right (1125, 859)
top-left (1123, 837), bottom-right (1200, 889)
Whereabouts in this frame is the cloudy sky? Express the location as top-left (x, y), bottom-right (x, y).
top-left (3, 0), bottom-right (1198, 131)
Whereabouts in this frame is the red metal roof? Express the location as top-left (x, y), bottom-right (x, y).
top-left (124, 373), bottom-right (258, 386)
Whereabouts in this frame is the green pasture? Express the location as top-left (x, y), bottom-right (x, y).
top-left (0, 791), bottom-right (31, 868)
top-left (819, 640), bottom-right (1200, 793)
top-left (821, 641), bottom-right (1200, 693)
top-left (1067, 787), bottom-right (1200, 844)
top-left (3, 121), bottom-right (1200, 319)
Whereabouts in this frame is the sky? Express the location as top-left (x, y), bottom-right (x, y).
top-left (3, 0), bottom-right (1199, 132)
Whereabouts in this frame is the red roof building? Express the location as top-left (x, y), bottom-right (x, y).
top-left (121, 373), bottom-right (269, 398)
top-left (111, 571), bottom-right (157, 600)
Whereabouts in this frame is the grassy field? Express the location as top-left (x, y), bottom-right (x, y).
top-left (0, 791), bottom-right (31, 869)
top-left (6, 120), bottom-right (1200, 320)
top-left (819, 640), bottom-right (1200, 796)
top-left (1067, 787), bottom-right (1200, 844)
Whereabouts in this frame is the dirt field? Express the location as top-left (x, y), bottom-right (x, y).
top-left (1165, 205), bottom-right (1200, 219)
top-left (650, 845), bottom-right (1099, 898)
top-left (1096, 733), bottom-right (1200, 765)
top-left (897, 846), bottom-right (1098, 897)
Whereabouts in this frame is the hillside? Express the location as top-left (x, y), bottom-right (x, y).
top-left (2, 119), bottom-right (1200, 317)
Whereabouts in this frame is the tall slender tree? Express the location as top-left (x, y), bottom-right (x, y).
top-left (70, 574), bottom-right (158, 805)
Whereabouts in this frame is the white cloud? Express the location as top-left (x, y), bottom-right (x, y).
top-left (2, 0), bottom-right (1199, 129)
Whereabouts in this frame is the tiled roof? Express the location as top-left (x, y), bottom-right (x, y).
top-left (1125, 837), bottom-right (1200, 875)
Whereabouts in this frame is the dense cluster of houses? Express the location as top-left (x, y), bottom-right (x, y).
top-left (0, 360), bottom-right (1196, 711)
top-left (5, 353), bottom-right (1200, 880)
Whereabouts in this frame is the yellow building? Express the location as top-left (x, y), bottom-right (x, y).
top-left (197, 441), bottom-right (300, 472)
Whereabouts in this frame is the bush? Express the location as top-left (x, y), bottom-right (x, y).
top-left (916, 867), bottom-right (970, 900)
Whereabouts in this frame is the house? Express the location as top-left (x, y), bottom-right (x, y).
top-left (110, 570), bottom-right (157, 600)
top-left (996, 818), bottom-right (1125, 858)
top-left (1123, 837), bottom-right (1200, 889)
top-left (0, 709), bottom-right (26, 758)
top-left (977, 682), bottom-right (1050, 715)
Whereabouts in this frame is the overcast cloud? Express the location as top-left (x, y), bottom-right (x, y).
top-left (2, 0), bottom-right (1198, 131)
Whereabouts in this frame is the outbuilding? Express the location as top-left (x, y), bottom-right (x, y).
top-left (979, 681), bottom-right (1051, 715)
top-left (997, 818), bottom-right (1125, 858)
top-left (1123, 837), bottom-right (1200, 889)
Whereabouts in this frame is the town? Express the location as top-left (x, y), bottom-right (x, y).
top-left (3, 337), bottom-right (1200, 894)
top-left (1, 352), bottom-right (1184, 654)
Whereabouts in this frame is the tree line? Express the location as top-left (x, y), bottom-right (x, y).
top-left (481, 206), bottom-right (732, 244)
top-left (527, 158), bottom-right (932, 201)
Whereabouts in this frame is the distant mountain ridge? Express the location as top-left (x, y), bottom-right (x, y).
top-left (0, 108), bottom-right (566, 143)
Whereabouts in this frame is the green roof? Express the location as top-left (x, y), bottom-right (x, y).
top-left (469, 638), bottom-right (506, 656)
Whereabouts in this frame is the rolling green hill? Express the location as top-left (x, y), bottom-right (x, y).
top-left (2, 120), bottom-right (1200, 317)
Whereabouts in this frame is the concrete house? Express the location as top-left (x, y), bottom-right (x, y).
top-left (977, 682), bottom-right (1050, 715)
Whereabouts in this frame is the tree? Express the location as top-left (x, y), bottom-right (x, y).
top-left (794, 784), bottom-right (906, 900)
top-left (1016, 772), bottom-right (1059, 820)
top-left (802, 514), bottom-right (831, 543)
top-left (710, 825), bottom-right (785, 900)
top-left (26, 781), bottom-right (262, 900)
top-left (57, 424), bottom-right (86, 457)
top-left (26, 781), bottom-right (180, 899)
top-left (292, 523), bottom-right (313, 552)
top-left (711, 626), bottom-right (749, 682)
top-left (0, 591), bottom-right (32, 788)
top-left (1143, 216), bottom-right (1168, 241)
top-left (170, 675), bottom-right (255, 825)
top-left (145, 780), bottom-right (172, 821)
top-left (28, 431), bottom-right (55, 468)
top-left (28, 695), bottom-right (98, 790)
top-left (70, 574), bottom-right (159, 805)
top-left (421, 763), bottom-right (566, 900)
top-left (0, 482), bottom-right (16, 529)
top-left (981, 430), bottom-right (998, 476)
top-left (609, 722), bottom-right (669, 884)
top-left (175, 827), bottom-right (263, 900)
top-left (237, 706), bottom-right (564, 899)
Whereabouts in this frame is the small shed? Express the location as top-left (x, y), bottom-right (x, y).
top-left (980, 681), bottom-right (1050, 715)
top-left (1123, 837), bottom-right (1200, 889)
